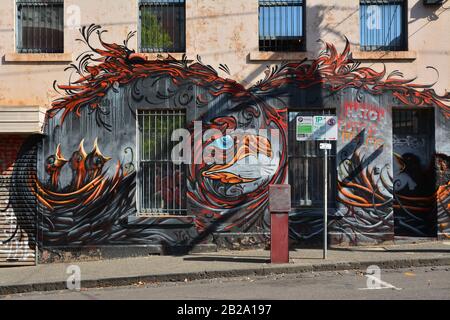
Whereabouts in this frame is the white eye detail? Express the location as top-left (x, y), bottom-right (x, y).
top-left (211, 135), bottom-right (234, 150)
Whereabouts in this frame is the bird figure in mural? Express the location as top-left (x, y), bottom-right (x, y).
top-left (36, 139), bottom-right (124, 213)
top-left (394, 152), bottom-right (447, 196)
top-left (85, 138), bottom-right (112, 181)
top-left (202, 133), bottom-right (279, 186)
top-left (45, 144), bottom-right (68, 190)
top-left (69, 139), bottom-right (88, 190)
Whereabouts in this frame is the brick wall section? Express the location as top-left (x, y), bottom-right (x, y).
top-left (0, 135), bottom-right (27, 174)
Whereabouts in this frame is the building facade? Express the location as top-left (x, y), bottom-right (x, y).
top-left (0, 0), bottom-right (449, 266)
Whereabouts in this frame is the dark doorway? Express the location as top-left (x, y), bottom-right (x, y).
top-left (393, 108), bottom-right (437, 237)
top-left (288, 110), bottom-right (337, 212)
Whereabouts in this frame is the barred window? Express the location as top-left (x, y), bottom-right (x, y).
top-left (139, 0), bottom-right (186, 53)
top-left (259, 0), bottom-right (305, 52)
top-left (360, 0), bottom-right (407, 51)
top-left (16, 0), bottom-right (64, 53)
top-left (137, 110), bottom-right (187, 215)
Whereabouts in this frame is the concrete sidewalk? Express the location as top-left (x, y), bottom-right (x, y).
top-left (1, 241), bottom-right (449, 295)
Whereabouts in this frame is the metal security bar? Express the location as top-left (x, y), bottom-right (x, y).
top-left (259, 0), bottom-right (305, 52)
top-left (392, 108), bottom-right (434, 135)
top-left (139, 0), bottom-right (186, 53)
top-left (137, 110), bottom-right (187, 215)
top-left (360, 0), bottom-right (407, 51)
top-left (288, 110), bottom-right (337, 208)
top-left (16, 0), bottom-right (64, 53)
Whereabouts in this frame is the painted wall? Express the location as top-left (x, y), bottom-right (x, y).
top-left (3, 26), bottom-right (448, 257)
top-left (0, 1), bottom-right (449, 259)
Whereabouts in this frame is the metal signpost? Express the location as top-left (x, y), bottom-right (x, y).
top-left (319, 142), bottom-right (332, 259)
top-left (297, 115), bottom-right (337, 260)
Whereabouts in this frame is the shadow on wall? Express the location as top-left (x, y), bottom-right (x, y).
top-left (288, 127), bottom-right (390, 245)
top-left (307, 4), bottom-right (359, 53)
top-left (410, 0), bottom-right (448, 22)
top-left (308, 2), bottom-right (449, 54)
top-left (9, 135), bottom-right (43, 250)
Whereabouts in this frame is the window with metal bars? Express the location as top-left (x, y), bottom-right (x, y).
top-left (258, 0), bottom-right (305, 52)
top-left (392, 108), bottom-right (434, 135)
top-left (137, 110), bottom-right (187, 215)
top-left (139, 0), bottom-right (186, 53)
top-left (16, 0), bottom-right (64, 53)
top-left (288, 110), bottom-right (337, 209)
top-left (360, 0), bottom-right (407, 51)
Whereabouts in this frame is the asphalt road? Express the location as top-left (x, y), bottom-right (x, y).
top-left (2, 266), bottom-right (450, 300)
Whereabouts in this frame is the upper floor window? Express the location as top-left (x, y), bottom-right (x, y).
top-left (259, 0), bottom-right (305, 52)
top-left (139, 0), bottom-right (186, 53)
top-left (360, 0), bottom-right (407, 51)
top-left (16, 0), bottom-right (64, 53)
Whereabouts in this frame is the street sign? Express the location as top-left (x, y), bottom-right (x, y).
top-left (296, 116), bottom-right (313, 141)
top-left (312, 116), bottom-right (338, 141)
top-left (296, 116), bottom-right (337, 141)
top-left (320, 143), bottom-right (332, 150)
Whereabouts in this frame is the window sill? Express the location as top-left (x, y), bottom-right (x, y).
top-left (4, 52), bottom-right (73, 63)
top-left (351, 50), bottom-right (417, 61)
top-left (136, 214), bottom-right (189, 218)
top-left (128, 215), bottom-right (195, 224)
top-left (140, 52), bottom-right (190, 61)
top-left (249, 51), bottom-right (311, 61)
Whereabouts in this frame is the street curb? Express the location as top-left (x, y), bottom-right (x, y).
top-left (1, 257), bottom-right (450, 296)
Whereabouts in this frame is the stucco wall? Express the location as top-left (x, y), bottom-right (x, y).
top-left (0, 0), bottom-right (448, 109)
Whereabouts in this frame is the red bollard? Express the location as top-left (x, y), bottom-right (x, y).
top-left (271, 213), bottom-right (289, 263)
top-left (269, 185), bottom-right (291, 264)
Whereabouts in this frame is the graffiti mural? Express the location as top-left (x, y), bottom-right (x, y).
top-left (392, 108), bottom-right (436, 237)
top-left (340, 101), bottom-right (386, 149)
top-left (2, 24), bottom-right (449, 258)
top-left (188, 102), bottom-right (287, 237)
top-left (36, 140), bottom-right (137, 246)
top-left (436, 154), bottom-right (450, 238)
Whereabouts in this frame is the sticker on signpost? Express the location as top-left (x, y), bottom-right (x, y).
top-left (296, 115), bottom-right (337, 141)
top-left (312, 116), bottom-right (338, 141)
top-left (296, 116), bottom-right (313, 141)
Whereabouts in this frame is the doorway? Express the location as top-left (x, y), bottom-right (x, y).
top-left (393, 108), bottom-right (436, 237)
top-left (288, 110), bottom-right (337, 212)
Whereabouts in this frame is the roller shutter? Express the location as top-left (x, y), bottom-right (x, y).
top-left (0, 135), bottom-right (36, 266)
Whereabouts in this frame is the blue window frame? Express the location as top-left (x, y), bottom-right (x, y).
top-left (259, 0), bottom-right (305, 52)
top-left (16, 0), bottom-right (64, 53)
top-left (139, 0), bottom-right (186, 53)
top-left (360, 0), bottom-right (407, 51)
